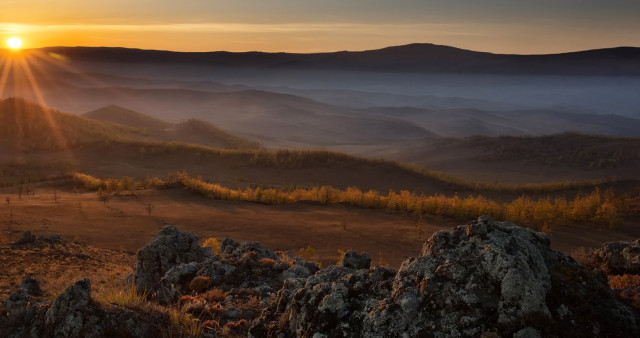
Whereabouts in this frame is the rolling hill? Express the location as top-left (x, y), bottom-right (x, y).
top-left (385, 133), bottom-right (640, 183)
top-left (83, 105), bottom-right (261, 150)
top-left (363, 106), bottom-right (640, 138)
top-left (36, 43), bottom-right (640, 75)
top-left (0, 98), bottom-right (142, 151)
top-left (83, 105), bottom-right (171, 130)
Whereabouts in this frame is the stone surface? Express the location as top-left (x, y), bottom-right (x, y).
top-left (156, 236), bottom-right (320, 304)
top-left (251, 216), bottom-right (638, 337)
top-left (134, 225), bottom-right (208, 294)
top-left (340, 251), bottom-right (371, 269)
top-left (588, 239), bottom-right (640, 275)
top-left (20, 275), bottom-right (42, 297)
top-left (45, 278), bottom-right (95, 337)
top-left (14, 231), bottom-right (36, 245)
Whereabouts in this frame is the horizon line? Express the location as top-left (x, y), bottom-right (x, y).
top-left (8, 42), bottom-right (640, 57)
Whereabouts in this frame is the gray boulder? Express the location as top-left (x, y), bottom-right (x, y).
top-left (14, 231), bottom-right (36, 245)
top-left (341, 251), bottom-right (371, 269)
top-left (250, 263), bottom-right (396, 337)
top-left (154, 235), bottom-right (320, 304)
top-left (45, 278), bottom-right (95, 337)
top-left (251, 216), bottom-right (638, 337)
top-left (133, 225), bottom-right (208, 294)
top-left (42, 278), bottom-right (164, 337)
top-left (588, 239), bottom-right (640, 275)
top-left (20, 275), bottom-right (42, 297)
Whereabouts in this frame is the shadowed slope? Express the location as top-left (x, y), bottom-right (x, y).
top-left (0, 98), bottom-right (142, 151)
top-left (83, 105), bottom-right (171, 130)
top-left (83, 105), bottom-right (261, 149)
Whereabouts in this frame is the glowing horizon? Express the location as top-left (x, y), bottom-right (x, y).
top-left (1, 1), bottom-right (639, 54)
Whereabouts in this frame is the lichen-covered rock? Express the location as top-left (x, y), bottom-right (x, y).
top-left (249, 263), bottom-right (396, 337)
top-left (153, 235), bottom-right (320, 304)
top-left (0, 275), bottom-right (49, 338)
top-left (157, 262), bottom-right (201, 304)
top-left (134, 225), bottom-right (209, 294)
top-left (340, 251), bottom-right (371, 269)
top-left (251, 217), bottom-right (638, 337)
top-left (196, 240), bottom-right (319, 293)
top-left (14, 231), bottom-right (36, 245)
top-left (20, 275), bottom-right (42, 297)
top-left (45, 278), bottom-right (95, 337)
top-left (38, 234), bottom-right (62, 244)
top-left (588, 239), bottom-right (640, 275)
top-left (42, 278), bottom-right (165, 337)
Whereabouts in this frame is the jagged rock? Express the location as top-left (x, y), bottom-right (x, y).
top-left (42, 278), bottom-right (164, 337)
top-left (588, 239), bottom-right (640, 275)
top-left (0, 287), bottom-right (48, 338)
top-left (38, 234), bottom-right (62, 244)
top-left (20, 275), bottom-right (42, 297)
top-left (134, 225), bottom-right (209, 294)
top-left (3, 289), bottom-right (33, 314)
top-left (157, 262), bottom-right (201, 304)
top-left (251, 217), bottom-right (638, 337)
top-left (249, 264), bottom-right (396, 337)
top-left (341, 251), bottom-right (371, 269)
top-left (2, 276), bottom-right (44, 314)
top-left (220, 237), bottom-right (241, 254)
top-left (14, 231), bottom-right (36, 245)
top-left (151, 232), bottom-right (319, 304)
top-left (45, 278), bottom-right (94, 337)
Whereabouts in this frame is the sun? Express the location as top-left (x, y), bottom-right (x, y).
top-left (7, 37), bottom-right (23, 50)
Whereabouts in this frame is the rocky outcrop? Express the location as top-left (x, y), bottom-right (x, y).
top-left (340, 251), bottom-right (371, 269)
top-left (251, 216), bottom-right (638, 337)
top-left (134, 225), bottom-right (209, 294)
top-left (156, 237), bottom-right (319, 304)
top-left (250, 264), bottom-right (396, 337)
top-left (0, 276), bottom-right (48, 338)
top-left (14, 231), bottom-right (36, 245)
top-left (5, 220), bottom-right (639, 337)
top-left (588, 239), bottom-right (640, 275)
top-left (45, 278), bottom-right (95, 337)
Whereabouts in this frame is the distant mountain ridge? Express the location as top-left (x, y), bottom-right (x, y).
top-left (36, 43), bottom-right (640, 75)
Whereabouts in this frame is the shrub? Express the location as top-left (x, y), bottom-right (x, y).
top-left (258, 258), bottom-right (277, 267)
top-left (188, 276), bottom-right (212, 293)
top-left (204, 288), bottom-right (226, 303)
top-left (609, 274), bottom-right (640, 310)
top-left (202, 238), bottom-right (221, 255)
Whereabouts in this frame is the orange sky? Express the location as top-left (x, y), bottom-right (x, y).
top-left (2, 0), bottom-right (639, 54)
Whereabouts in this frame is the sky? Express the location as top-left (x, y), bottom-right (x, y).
top-left (1, 0), bottom-right (639, 54)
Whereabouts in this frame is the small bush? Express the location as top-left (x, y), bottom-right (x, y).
top-left (258, 258), bottom-right (277, 267)
top-left (204, 288), bottom-right (226, 303)
top-left (202, 237), bottom-right (221, 255)
top-left (189, 276), bottom-right (212, 293)
top-left (569, 247), bottom-right (597, 266)
top-left (609, 274), bottom-right (640, 310)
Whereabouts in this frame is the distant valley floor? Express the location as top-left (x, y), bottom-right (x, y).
top-left (2, 184), bottom-right (639, 270)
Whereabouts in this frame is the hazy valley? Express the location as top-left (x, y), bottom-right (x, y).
top-left (2, 43), bottom-right (640, 337)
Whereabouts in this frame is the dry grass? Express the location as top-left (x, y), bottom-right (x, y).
top-left (203, 288), bottom-right (226, 303)
top-left (99, 284), bottom-right (148, 308)
top-left (0, 239), bottom-right (134, 303)
top-left (569, 247), bottom-right (597, 266)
